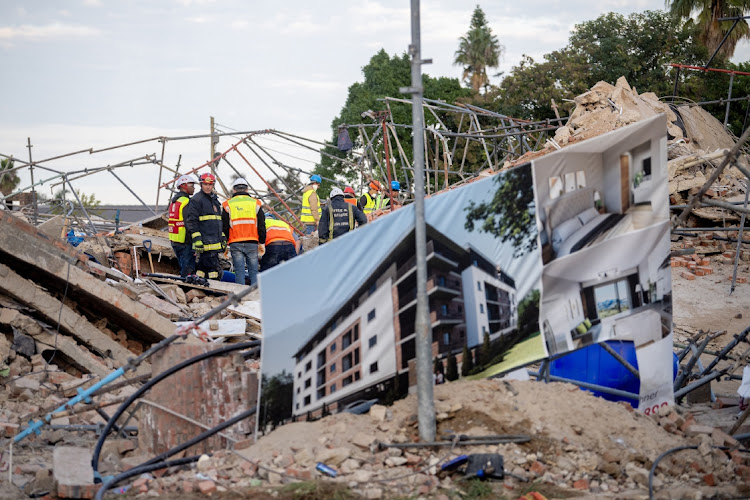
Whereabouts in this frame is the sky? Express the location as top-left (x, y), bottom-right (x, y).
top-left (1, 0), bottom-right (749, 205)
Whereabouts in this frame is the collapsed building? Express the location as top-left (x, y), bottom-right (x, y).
top-left (0, 75), bottom-right (748, 499)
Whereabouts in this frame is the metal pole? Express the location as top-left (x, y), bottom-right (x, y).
top-left (382, 116), bottom-right (394, 208)
top-left (725, 72), bottom-right (735, 128)
top-left (403, 0), bottom-right (435, 443)
top-left (731, 184), bottom-right (749, 294)
top-left (26, 138), bottom-right (38, 224)
top-left (108, 170), bottom-right (157, 216)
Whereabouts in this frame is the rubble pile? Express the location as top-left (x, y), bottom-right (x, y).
top-left (671, 232), bottom-right (750, 283)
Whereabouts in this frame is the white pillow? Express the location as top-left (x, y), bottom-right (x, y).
top-left (577, 207), bottom-right (599, 225)
top-left (551, 217), bottom-right (582, 250)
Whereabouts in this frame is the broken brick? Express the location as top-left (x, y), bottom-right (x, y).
top-left (681, 271), bottom-right (696, 280)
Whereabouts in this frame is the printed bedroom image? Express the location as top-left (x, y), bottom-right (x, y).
top-left (533, 115), bottom-right (670, 266)
top-left (532, 115), bottom-right (673, 356)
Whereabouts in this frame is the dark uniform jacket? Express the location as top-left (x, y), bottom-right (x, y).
top-left (184, 190), bottom-right (224, 249)
top-left (319, 195), bottom-right (367, 242)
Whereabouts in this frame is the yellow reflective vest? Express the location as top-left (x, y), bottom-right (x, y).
top-left (300, 188), bottom-right (320, 224)
top-left (168, 193), bottom-right (190, 243)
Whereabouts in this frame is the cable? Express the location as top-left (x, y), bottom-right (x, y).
top-left (94, 454), bottom-right (201, 500)
top-left (91, 342), bottom-right (259, 478)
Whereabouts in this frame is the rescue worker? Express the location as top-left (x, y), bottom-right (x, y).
top-left (343, 186), bottom-right (363, 211)
top-left (382, 180), bottom-right (402, 210)
top-left (360, 180), bottom-right (387, 215)
top-left (261, 213), bottom-right (298, 272)
top-left (300, 174), bottom-right (322, 235)
top-left (184, 172), bottom-right (225, 280)
top-left (319, 187), bottom-right (367, 243)
top-left (167, 174), bottom-right (198, 277)
top-left (222, 178), bottom-right (265, 286)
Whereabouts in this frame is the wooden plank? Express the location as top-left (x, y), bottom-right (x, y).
top-left (175, 319), bottom-right (247, 337)
top-left (228, 301), bottom-right (262, 321)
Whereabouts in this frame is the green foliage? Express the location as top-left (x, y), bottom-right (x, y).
top-left (315, 49), bottom-right (470, 188)
top-left (454, 5), bottom-right (504, 93)
top-left (517, 289), bottom-right (541, 337)
top-left (446, 350), bottom-right (459, 381)
top-left (461, 477), bottom-right (495, 499)
top-left (49, 188), bottom-right (101, 216)
top-left (464, 164), bottom-right (536, 257)
top-left (668, 0), bottom-right (750, 59)
top-left (259, 370), bottom-right (294, 431)
top-left (480, 331), bottom-right (491, 366)
top-left (0, 158), bottom-right (20, 196)
top-left (495, 10), bottom-right (709, 121)
top-left (461, 343), bottom-right (474, 377)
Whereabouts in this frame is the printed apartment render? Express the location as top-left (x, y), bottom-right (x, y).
top-left (291, 226), bottom-right (517, 417)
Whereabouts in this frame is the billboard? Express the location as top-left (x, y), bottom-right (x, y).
top-left (257, 114), bottom-right (673, 431)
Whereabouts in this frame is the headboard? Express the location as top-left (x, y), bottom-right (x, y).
top-left (544, 187), bottom-right (595, 233)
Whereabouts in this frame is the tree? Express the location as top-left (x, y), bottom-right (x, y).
top-left (516, 289), bottom-right (541, 337)
top-left (258, 371), bottom-right (294, 431)
top-left (445, 350), bottom-right (459, 381)
top-left (495, 11), bottom-right (709, 122)
top-left (461, 344), bottom-right (474, 377)
top-left (454, 5), bottom-right (503, 93)
top-left (465, 164), bottom-right (536, 257)
top-left (316, 50), bottom-right (470, 189)
top-left (0, 158), bottom-right (20, 196)
top-left (50, 188), bottom-right (101, 216)
top-left (479, 331), bottom-right (491, 366)
top-left (669, 0), bottom-right (750, 59)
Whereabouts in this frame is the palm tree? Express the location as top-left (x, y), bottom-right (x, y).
top-left (0, 158), bottom-right (20, 196)
top-left (454, 5), bottom-right (503, 93)
top-left (668, 0), bottom-right (750, 59)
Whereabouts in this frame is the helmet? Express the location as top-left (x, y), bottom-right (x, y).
top-left (265, 212), bottom-right (276, 220)
top-left (233, 177), bottom-right (249, 189)
top-left (176, 174), bottom-right (198, 188)
top-left (330, 187), bottom-right (344, 198)
top-left (310, 174), bottom-right (322, 184)
top-left (369, 180), bottom-right (382, 191)
top-left (344, 186), bottom-right (355, 195)
top-left (391, 180), bottom-right (400, 191)
top-left (199, 173), bottom-right (216, 184)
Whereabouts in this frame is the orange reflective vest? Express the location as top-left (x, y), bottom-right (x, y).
top-left (168, 194), bottom-right (190, 243)
top-left (222, 195), bottom-right (260, 244)
top-left (265, 219), bottom-right (296, 245)
top-left (343, 196), bottom-right (357, 206)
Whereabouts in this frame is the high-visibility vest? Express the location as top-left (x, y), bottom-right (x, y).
top-left (222, 195), bottom-right (260, 244)
top-left (168, 195), bottom-right (190, 243)
top-left (362, 192), bottom-right (386, 215)
top-left (265, 219), bottom-right (296, 245)
top-left (300, 189), bottom-right (320, 223)
top-left (343, 196), bottom-right (357, 207)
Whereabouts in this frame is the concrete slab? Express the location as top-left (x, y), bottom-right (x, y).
top-left (228, 301), bottom-right (262, 320)
top-left (0, 263), bottom-right (150, 376)
top-left (0, 210), bottom-right (175, 345)
top-left (175, 319), bottom-right (247, 337)
top-left (53, 446), bottom-right (97, 499)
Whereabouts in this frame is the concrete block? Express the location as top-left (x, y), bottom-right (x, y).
top-left (53, 447), bottom-right (96, 499)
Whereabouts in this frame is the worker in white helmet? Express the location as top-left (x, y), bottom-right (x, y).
top-left (221, 177), bottom-right (265, 286)
top-left (168, 174), bottom-right (199, 277)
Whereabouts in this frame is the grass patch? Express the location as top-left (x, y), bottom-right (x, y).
top-left (467, 332), bottom-right (545, 380)
top-left (277, 481), bottom-right (357, 500)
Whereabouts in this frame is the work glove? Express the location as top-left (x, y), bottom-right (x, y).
top-left (221, 239), bottom-right (227, 252)
top-left (258, 244), bottom-right (265, 257)
top-left (193, 240), bottom-right (204, 253)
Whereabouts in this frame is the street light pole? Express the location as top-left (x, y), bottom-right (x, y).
top-left (401, 0), bottom-right (435, 442)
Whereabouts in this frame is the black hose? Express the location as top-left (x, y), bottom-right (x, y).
top-left (141, 406), bottom-right (256, 468)
top-left (648, 445), bottom-right (696, 500)
top-left (95, 454), bottom-right (201, 500)
top-left (91, 341), bottom-right (260, 479)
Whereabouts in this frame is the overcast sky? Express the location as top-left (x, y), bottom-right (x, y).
top-left (1, 0), bottom-right (748, 204)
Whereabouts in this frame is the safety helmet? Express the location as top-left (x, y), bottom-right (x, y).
top-left (265, 212), bottom-right (276, 220)
top-left (199, 172), bottom-right (216, 184)
top-left (344, 186), bottom-right (355, 195)
top-left (369, 180), bottom-right (382, 191)
top-left (330, 187), bottom-right (344, 198)
top-left (310, 174), bottom-right (322, 184)
top-left (176, 174), bottom-right (198, 188)
top-left (391, 180), bottom-right (400, 191)
top-left (233, 177), bottom-right (249, 189)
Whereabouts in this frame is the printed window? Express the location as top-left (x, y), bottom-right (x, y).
top-left (342, 353), bottom-right (352, 372)
top-left (342, 331), bottom-right (352, 349)
top-left (304, 378), bottom-right (311, 389)
top-left (354, 347), bottom-right (360, 365)
top-left (330, 384), bottom-right (336, 394)
top-left (480, 304), bottom-right (484, 314)
top-left (342, 375), bottom-right (353, 387)
top-left (443, 332), bottom-right (450, 345)
top-left (330, 363), bottom-right (336, 373)
top-left (368, 335), bottom-right (377, 348)
top-left (317, 350), bottom-right (326, 367)
top-left (317, 388), bottom-right (325, 400)
top-left (353, 323), bottom-right (359, 341)
top-left (441, 304), bottom-right (448, 315)
top-left (305, 361), bottom-right (312, 372)
top-left (304, 395), bottom-right (311, 405)
top-left (477, 281), bottom-right (481, 291)
top-left (438, 276), bottom-right (445, 286)
top-left (354, 371), bottom-right (360, 381)
top-left (370, 361), bottom-right (379, 374)
top-left (367, 309), bottom-right (376, 322)
top-left (330, 343), bottom-right (336, 353)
